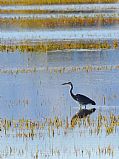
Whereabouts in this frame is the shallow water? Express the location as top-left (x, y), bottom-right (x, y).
top-left (0, 2), bottom-right (119, 159)
top-left (1, 12), bottom-right (119, 19)
top-left (1, 3), bottom-right (119, 11)
top-left (0, 49), bottom-right (119, 159)
top-left (0, 49), bottom-right (119, 119)
top-left (0, 49), bottom-right (119, 68)
top-left (1, 29), bottom-right (119, 43)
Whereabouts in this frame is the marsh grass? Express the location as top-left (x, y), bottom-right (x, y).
top-left (0, 64), bottom-right (119, 74)
top-left (0, 0), bottom-right (118, 5)
top-left (0, 112), bottom-right (119, 137)
top-left (0, 40), bottom-right (118, 53)
top-left (0, 9), bottom-right (51, 14)
top-left (1, 17), bottom-right (119, 28)
top-left (0, 9), bottom-right (113, 14)
top-left (0, 111), bottom-right (118, 158)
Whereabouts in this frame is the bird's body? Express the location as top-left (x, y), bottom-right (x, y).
top-left (62, 82), bottom-right (96, 109)
top-left (72, 93), bottom-right (96, 106)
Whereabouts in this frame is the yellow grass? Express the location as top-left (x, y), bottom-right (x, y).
top-left (0, 112), bottom-right (119, 136)
top-left (0, 17), bottom-right (118, 28)
top-left (0, 0), bottom-right (118, 5)
top-left (0, 114), bottom-right (117, 158)
top-left (0, 9), bottom-right (51, 14)
top-left (0, 9), bottom-right (102, 14)
top-left (0, 40), bottom-right (115, 53)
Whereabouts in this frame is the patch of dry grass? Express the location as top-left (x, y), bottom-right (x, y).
top-left (0, 9), bottom-right (107, 14)
top-left (0, 0), bottom-right (118, 5)
top-left (0, 112), bottom-right (119, 136)
top-left (0, 9), bottom-right (51, 14)
top-left (0, 40), bottom-right (117, 53)
top-left (0, 17), bottom-right (119, 28)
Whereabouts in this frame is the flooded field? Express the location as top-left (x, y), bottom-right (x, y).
top-left (0, 1), bottom-right (119, 159)
top-left (0, 50), bottom-right (119, 159)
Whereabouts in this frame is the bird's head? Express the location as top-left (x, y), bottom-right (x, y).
top-left (62, 82), bottom-right (72, 86)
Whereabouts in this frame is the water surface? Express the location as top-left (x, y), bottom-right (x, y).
top-left (0, 49), bottom-right (119, 159)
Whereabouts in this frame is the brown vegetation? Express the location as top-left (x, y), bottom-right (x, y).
top-left (0, 0), bottom-right (118, 5)
top-left (0, 9), bottom-right (51, 14)
top-left (0, 9), bottom-right (110, 14)
top-left (0, 17), bottom-right (119, 28)
top-left (0, 40), bottom-right (116, 53)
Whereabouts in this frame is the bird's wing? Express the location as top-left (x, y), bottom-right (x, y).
top-left (75, 94), bottom-right (90, 100)
top-left (75, 94), bottom-right (93, 104)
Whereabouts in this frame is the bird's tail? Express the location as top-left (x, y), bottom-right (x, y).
top-left (91, 100), bottom-right (96, 105)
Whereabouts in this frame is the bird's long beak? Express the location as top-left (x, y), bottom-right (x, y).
top-left (62, 82), bottom-right (69, 85)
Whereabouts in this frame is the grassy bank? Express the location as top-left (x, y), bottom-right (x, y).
top-left (0, 0), bottom-right (118, 5)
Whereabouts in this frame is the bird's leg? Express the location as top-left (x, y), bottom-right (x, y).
top-left (80, 104), bottom-right (82, 110)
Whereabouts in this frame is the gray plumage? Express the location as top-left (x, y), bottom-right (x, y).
top-left (62, 82), bottom-right (96, 109)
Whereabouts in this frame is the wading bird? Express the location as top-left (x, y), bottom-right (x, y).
top-left (62, 82), bottom-right (96, 109)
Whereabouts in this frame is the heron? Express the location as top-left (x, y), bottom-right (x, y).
top-left (62, 82), bottom-right (96, 109)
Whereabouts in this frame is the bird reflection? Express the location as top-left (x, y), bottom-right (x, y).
top-left (71, 108), bottom-right (96, 127)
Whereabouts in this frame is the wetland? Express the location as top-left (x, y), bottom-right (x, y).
top-left (0, 1), bottom-right (119, 159)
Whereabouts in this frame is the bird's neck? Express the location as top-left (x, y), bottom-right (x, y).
top-left (70, 84), bottom-right (75, 98)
